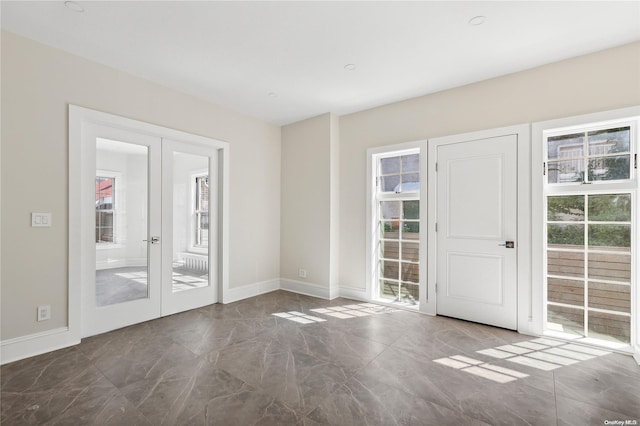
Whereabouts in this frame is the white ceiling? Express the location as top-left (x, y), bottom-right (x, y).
top-left (2, 1), bottom-right (639, 125)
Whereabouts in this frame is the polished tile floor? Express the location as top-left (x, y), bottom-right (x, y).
top-left (2, 291), bottom-right (639, 425)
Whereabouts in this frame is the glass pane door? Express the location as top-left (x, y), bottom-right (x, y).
top-left (162, 140), bottom-right (218, 315)
top-left (95, 138), bottom-right (150, 306)
top-left (171, 152), bottom-right (209, 292)
top-left (83, 123), bottom-right (162, 338)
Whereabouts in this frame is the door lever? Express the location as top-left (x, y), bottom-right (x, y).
top-left (143, 236), bottom-right (160, 244)
top-left (498, 241), bottom-right (515, 248)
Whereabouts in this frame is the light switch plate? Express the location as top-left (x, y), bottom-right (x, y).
top-left (31, 213), bottom-right (52, 227)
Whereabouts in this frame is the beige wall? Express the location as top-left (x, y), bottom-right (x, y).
top-left (339, 41), bottom-right (640, 290)
top-left (281, 114), bottom-right (332, 287)
top-left (1, 31), bottom-right (281, 339)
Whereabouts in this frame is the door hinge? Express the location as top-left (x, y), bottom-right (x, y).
top-left (435, 222), bottom-right (438, 232)
top-left (435, 283), bottom-right (438, 293)
top-left (435, 162), bottom-right (438, 172)
top-left (543, 162), bottom-right (547, 176)
top-left (634, 153), bottom-right (637, 169)
top-left (376, 176), bottom-right (379, 187)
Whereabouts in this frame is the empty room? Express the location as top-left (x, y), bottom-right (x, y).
top-left (1, 1), bottom-right (639, 425)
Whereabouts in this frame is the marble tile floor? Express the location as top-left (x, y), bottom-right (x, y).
top-left (2, 290), bottom-right (639, 425)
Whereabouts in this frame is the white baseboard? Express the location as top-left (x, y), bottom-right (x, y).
top-left (280, 278), bottom-right (332, 299)
top-left (222, 278), bottom-right (280, 304)
top-left (338, 285), bottom-right (369, 302)
top-left (1, 327), bottom-right (80, 366)
top-left (634, 346), bottom-right (640, 366)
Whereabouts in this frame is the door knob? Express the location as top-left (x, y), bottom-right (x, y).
top-left (143, 236), bottom-right (160, 244)
top-left (498, 241), bottom-right (515, 248)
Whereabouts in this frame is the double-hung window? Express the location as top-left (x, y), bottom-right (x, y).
top-left (95, 176), bottom-right (115, 244)
top-left (375, 150), bottom-right (420, 305)
top-left (544, 121), bottom-right (636, 345)
top-left (194, 175), bottom-right (209, 247)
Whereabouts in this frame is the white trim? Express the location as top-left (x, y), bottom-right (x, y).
top-left (222, 279), bottom-right (280, 304)
top-left (338, 285), bottom-right (369, 302)
top-left (428, 124), bottom-right (532, 332)
top-left (280, 278), bottom-right (334, 300)
top-left (0, 327), bottom-right (79, 366)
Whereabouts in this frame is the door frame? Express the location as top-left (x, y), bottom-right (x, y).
top-left (427, 124), bottom-right (532, 333)
top-left (69, 105), bottom-right (229, 339)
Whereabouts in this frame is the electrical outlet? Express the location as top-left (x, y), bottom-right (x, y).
top-left (298, 268), bottom-right (307, 279)
top-left (37, 305), bottom-right (51, 321)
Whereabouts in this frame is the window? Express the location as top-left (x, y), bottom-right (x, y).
top-left (375, 151), bottom-right (420, 305)
top-left (546, 126), bottom-right (632, 184)
top-left (544, 121), bottom-right (636, 345)
top-left (194, 175), bottom-right (209, 247)
top-left (95, 176), bottom-right (115, 243)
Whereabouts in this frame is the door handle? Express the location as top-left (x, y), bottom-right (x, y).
top-left (498, 241), bottom-right (515, 248)
top-left (143, 236), bottom-right (160, 244)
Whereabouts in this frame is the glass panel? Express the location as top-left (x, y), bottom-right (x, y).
top-left (380, 279), bottom-right (398, 300)
top-left (547, 195), bottom-right (584, 221)
top-left (95, 138), bottom-right (148, 307)
top-left (547, 250), bottom-right (584, 278)
top-left (381, 260), bottom-right (399, 280)
top-left (547, 305), bottom-right (584, 337)
top-left (547, 160), bottom-right (584, 184)
top-left (403, 200), bottom-right (419, 220)
top-left (381, 201), bottom-right (401, 220)
top-left (381, 175), bottom-right (400, 192)
top-left (588, 282), bottom-right (631, 313)
top-left (547, 277), bottom-right (583, 306)
top-left (400, 173), bottom-right (419, 189)
top-left (401, 154), bottom-right (419, 172)
top-left (587, 127), bottom-right (630, 155)
top-left (547, 224), bottom-right (584, 248)
top-left (95, 211), bottom-right (114, 243)
top-left (588, 224), bottom-right (630, 250)
top-left (401, 262), bottom-right (419, 283)
top-left (172, 152), bottom-right (209, 293)
top-left (380, 241), bottom-right (399, 260)
top-left (401, 242), bottom-right (419, 262)
top-left (588, 155), bottom-right (630, 181)
top-left (588, 311), bottom-right (630, 344)
top-left (547, 133), bottom-right (584, 160)
top-left (381, 221), bottom-right (399, 239)
top-left (400, 283), bottom-right (419, 303)
top-left (588, 252), bottom-right (631, 283)
top-left (588, 194), bottom-right (631, 222)
top-left (402, 222), bottom-right (419, 240)
top-left (381, 156), bottom-right (400, 174)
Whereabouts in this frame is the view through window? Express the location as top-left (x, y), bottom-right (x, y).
top-left (545, 124), bottom-right (635, 345)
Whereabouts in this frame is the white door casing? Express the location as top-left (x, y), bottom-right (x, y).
top-left (436, 134), bottom-right (518, 329)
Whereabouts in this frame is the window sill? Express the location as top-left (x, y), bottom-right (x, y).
top-left (188, 247), bottom-right (208, 255)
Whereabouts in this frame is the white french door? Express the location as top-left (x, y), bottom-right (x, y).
top-left (82, 124), bottom-right (219, 337)
top-left (162, 139), bottom-right (218, 315)
top-left (435, 134), bottom-right (518, 330)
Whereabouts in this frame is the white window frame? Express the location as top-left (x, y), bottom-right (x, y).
top-left (189, 169), bottom-right (209, 253)
top-left (532, 106), bottom-right (640, 360)
top-left (95, 170), bottom-right (123, 250)
top-left (366, 140), bottom-right (428, 311)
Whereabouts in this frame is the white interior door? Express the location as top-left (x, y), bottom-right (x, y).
top-left (161, 139), bottom-right (219, 315)
top-left (436, 134), bottom-right (518, 329)
top-left (83, 124), bottom-right (162, 337)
